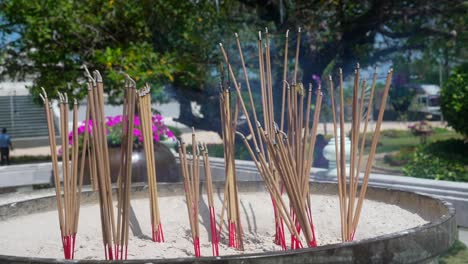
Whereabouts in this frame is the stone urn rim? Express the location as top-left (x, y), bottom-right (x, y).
top-left (0, 181), bottom-right (456, 263)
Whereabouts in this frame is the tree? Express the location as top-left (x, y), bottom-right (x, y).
top-left (1, 0), bottom-right (466, 132)
top-left (440, 66), bottom-right (468, 138)
top-left (388, 77), bottom-right (417, 121)
top-left (0, 1), bottom-right (187, 103)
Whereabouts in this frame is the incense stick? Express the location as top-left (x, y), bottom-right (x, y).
top-left (178, 139), bottom-right (201, 257)
top-left (219, 28), bottom-right (320, 249)
top-left (328, 67), bottom-right (393, 241)
top-left (138, 84), bottom-right (165, 243)
top-left (40, 89), bottom-right (86, 259)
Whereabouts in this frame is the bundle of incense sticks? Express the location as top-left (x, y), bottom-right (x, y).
top-left (328, 66), bottom-right (393, 242)
top-left (40, 89), bottom-right (87, 259)
top-left (219, 28), bottom-right (320, 249)
top-left (114, 76), bottom-right (137, 259)
top-left (218, 83), bottom-right (244, 250)
top-left (177, 133), bottom-right (201, 257)
top-left (84, 69), bottom-right (117, 259)
top-left (199, 143), bottom-right (220, 256)
top-left (138, 84), bottom-right (164, 243)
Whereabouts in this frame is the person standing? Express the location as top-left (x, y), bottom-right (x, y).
top-left (0, 128), bottom-right (13, 165)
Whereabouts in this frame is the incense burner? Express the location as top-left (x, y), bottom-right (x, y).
top-left (0, 181), bottom-right (456, 263)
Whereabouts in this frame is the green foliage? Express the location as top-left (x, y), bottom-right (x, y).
top-left (10, 155), bottom-right (55, 165)
top-left (381, 129), bottom-right (411, 138)
top-left (383, 147), bottom-right (414, 166)
top-left (404, 139), bottom-right (468, 182)
top-left (440, 240), bottom-right (468, 264)
top-left (440, 69), bottom-right (468, 137)
top-left (94, 43), bottom-right (178, 104)
top-left (205, 143), bottom-right (252, 161)
top-left (0, 0), bottom-right (189, 102)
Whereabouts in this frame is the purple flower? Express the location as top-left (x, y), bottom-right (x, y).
top-left (312, 74), bottom-right (321, 86)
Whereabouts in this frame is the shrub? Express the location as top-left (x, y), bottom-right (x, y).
top-left (404, 139), bottom-right (468, 182)
top-left (440, 69), bottom-right (468, 137)
top-left (381, 129), bottom-right (411, 138)
top-left (383, 147), bottom-right (415, 166)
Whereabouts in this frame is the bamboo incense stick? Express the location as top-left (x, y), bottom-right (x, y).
top-left (328, 67), bottom-right (392, 242)
top-left (219, 28), bottom-right (322, 249)
top-left (351, 69), bottom-right (393, 237)
top-left (178, 139), bottom-right (201, 257)
top-left (40, 88), bottom-right (86, 259)
top-left (216, 77), bottom-right (244, 250)
top-left (115, 75), bottom-right (136, 260)
top-left (327, 76), bottom-right (346, 241)
top-left (280, 30), bottom-right (289, 131)
top-left (138, 84), bottom-right (164, 243)
top-left (200, 143), bottom-right (219, 256)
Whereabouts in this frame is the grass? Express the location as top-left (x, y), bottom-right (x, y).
top-left (372, 128), bottom-right (461, 172)
top-left (440, 240), bottom-right (468, 264)
top-left (365, 128), bottom-right (462, 154)
top-left (9, 155), bottom-right (53, 165)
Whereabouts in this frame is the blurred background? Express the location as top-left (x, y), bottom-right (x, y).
top-left (0, 0), bottom-right (466, 179)
top-left (1, 1), bottom-right (466, 126)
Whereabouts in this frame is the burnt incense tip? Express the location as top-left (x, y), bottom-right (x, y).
top-left (279, 130), bottom-right (288, 138)
top-left (196, 145), bottom-right (200, 156)
top-left (235, 131), bottom-right (246, 139)
top-left (339, 68), bottom-right (343, 75)
top-left (298, 27), bottom-right (302, 33)
top-left (265, 27), bottom-right (268, 34)
top-left (286, 29), bottom-right (289, 38)
top-left (258, 31), bottom-right (262, 40)
top-left (41, 87), bottom-right (48, 98)
top-left (39, 94), bottom-right (45, 103)
top-left (192, 127), bottom-right (195, 134)
top-left (64, 93), bottom-right (69, 104)
top-left (256, 121), bottom-right (262, 128)
top-left (234, 32), bottom-right (239, 38)
top-left (93, 70), bottom-right (103, 83)
top-left (83, 65), bottom-right (95, 83)
top-left (219, 43), bottom-right (223, 47)
top-left (87, 83), bottom-right (92, 91)
top-left (356, 62), bottom-right (360, 69)
top-left (255, 148), bottom-right (261, 154)
top-left (74, 98), bottom-right (77, 105)
top-left (125, 74), bottom-right (136, 88)
top-left (389, 68), bottom-right (394, 73)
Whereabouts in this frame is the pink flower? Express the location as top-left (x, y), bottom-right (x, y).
top-left (134, 116), bottom-right (141, 127)
top-left (153, 133), bottom-right (160, 142)
top-left (133, 128), bottom-right (141, 137)
top-left (166, 130), bottom-right (174, 139)
top-left (67, 114), bottom-right (175, 145)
